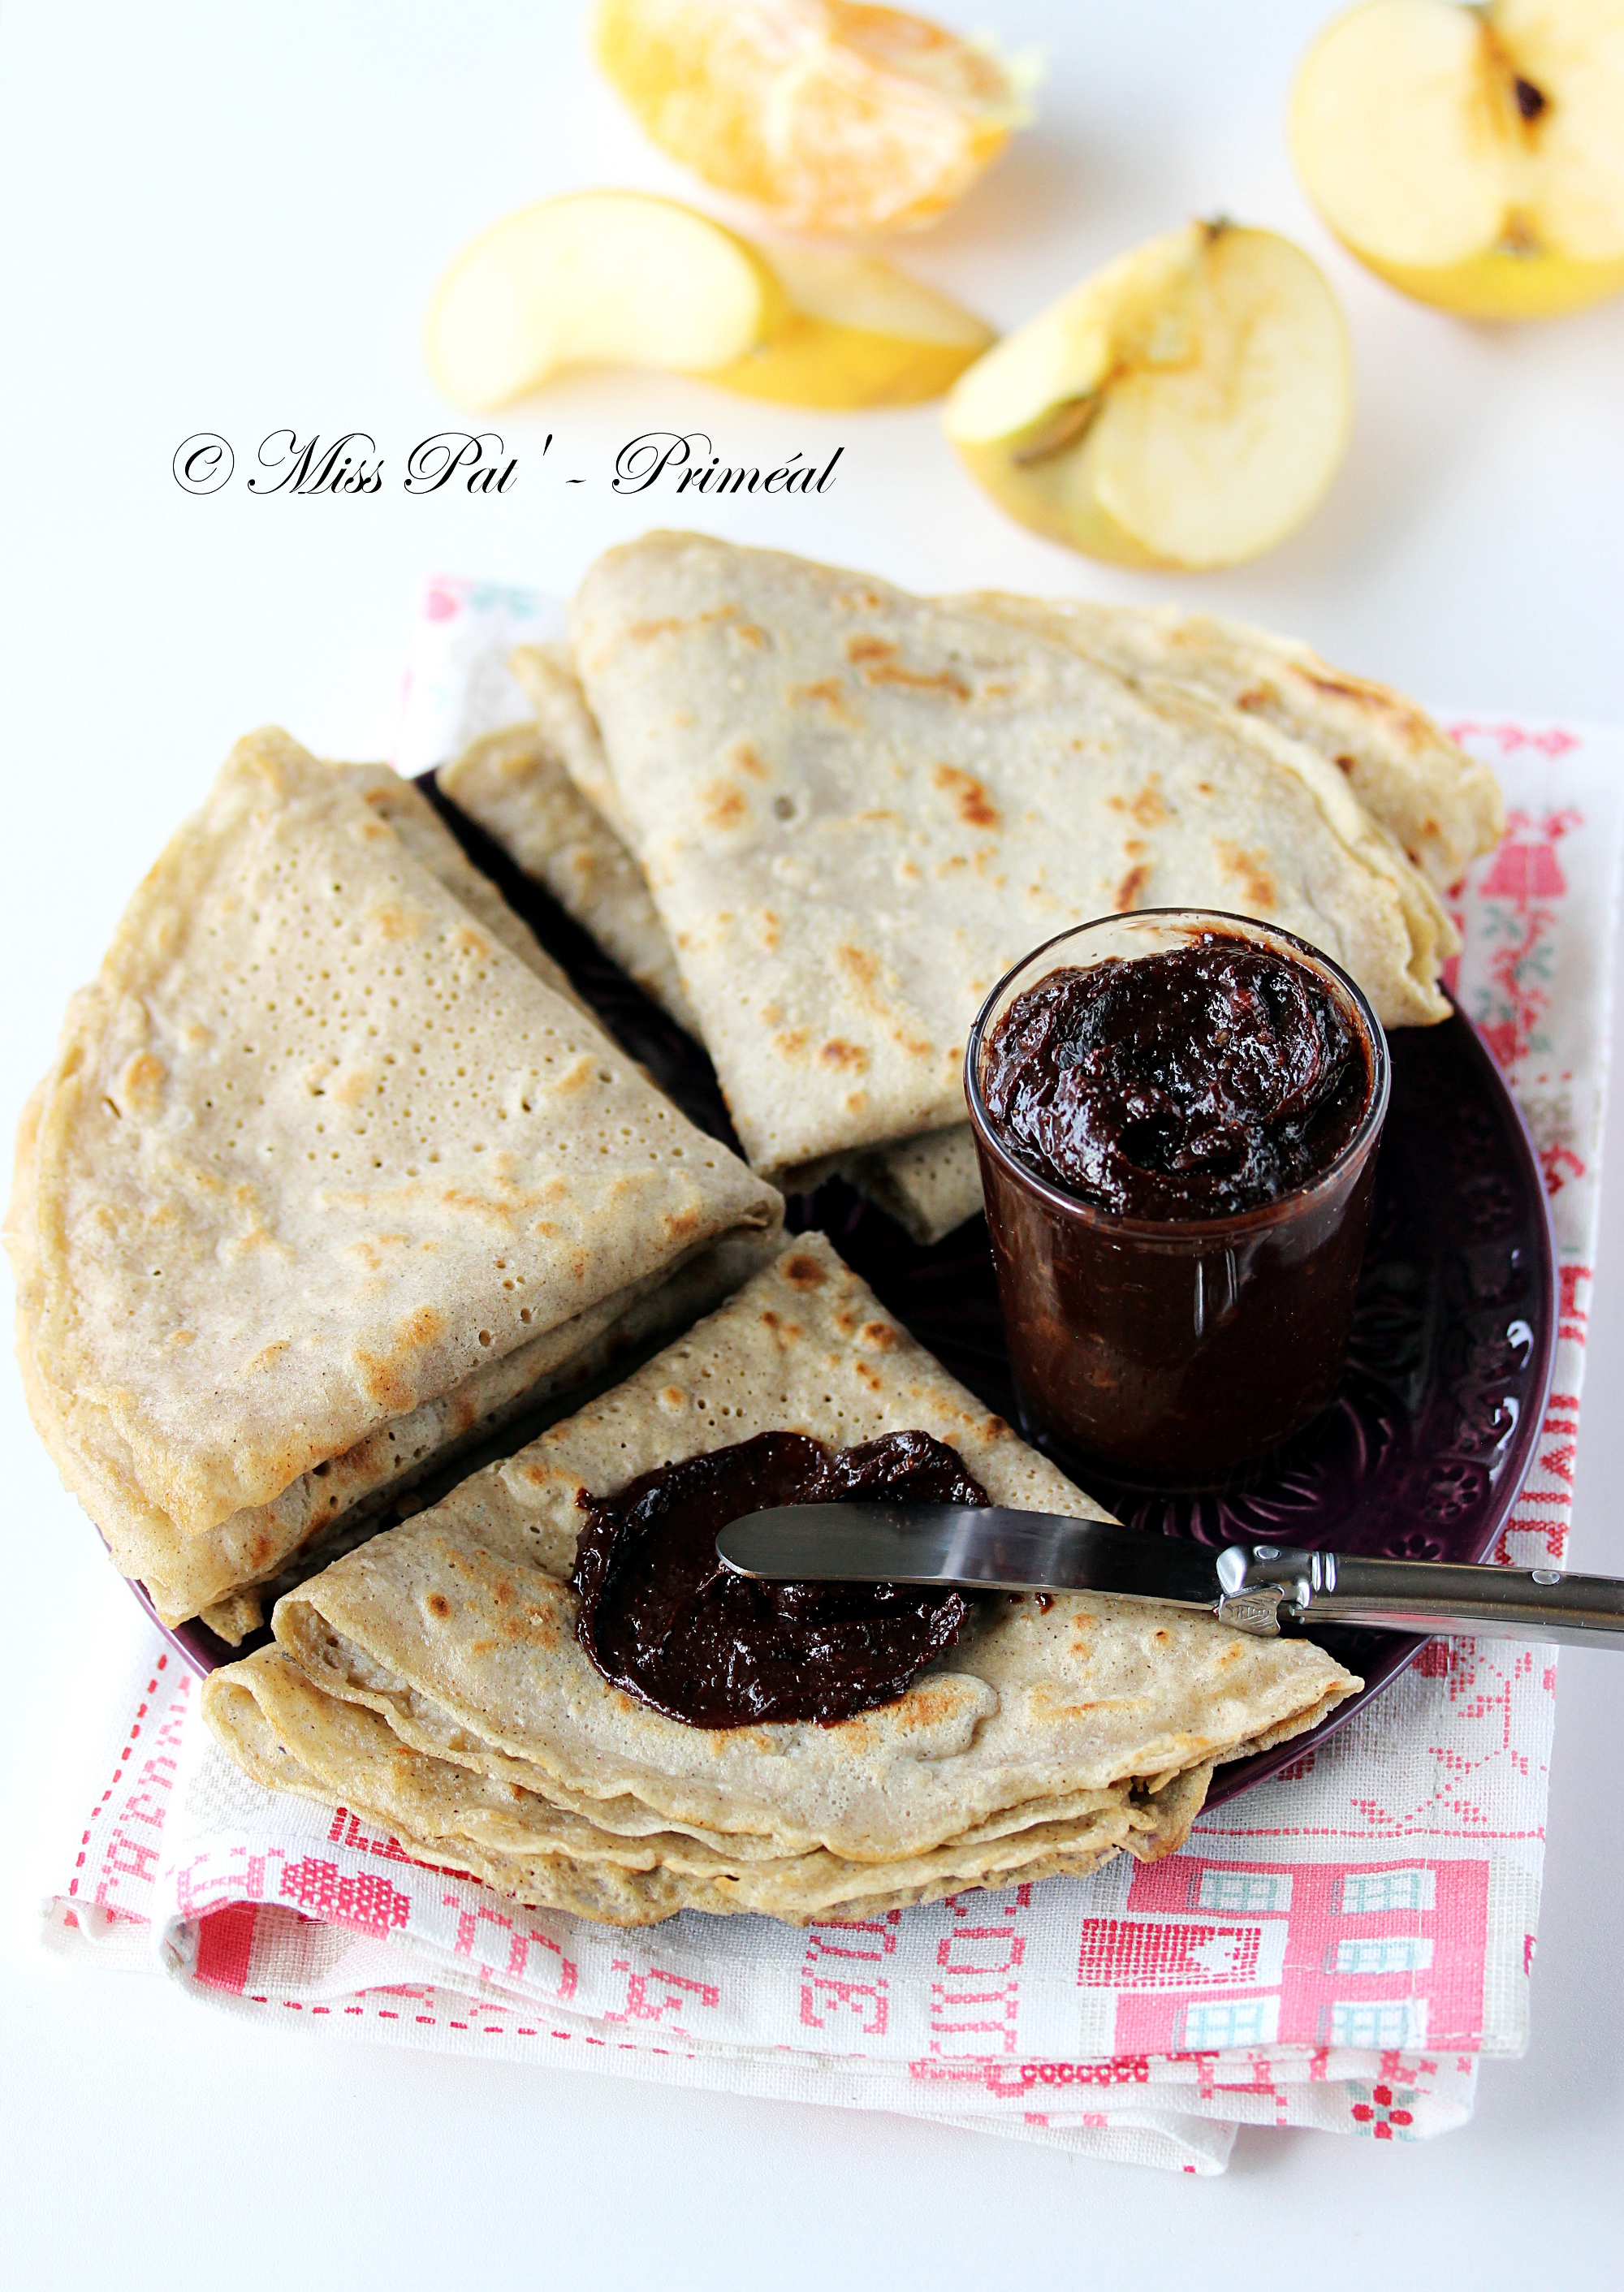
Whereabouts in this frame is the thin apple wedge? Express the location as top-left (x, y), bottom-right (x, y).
top-left (1291, 0), bottom-right (1624, 320)
top-left (425, 192), bottom-right (788, 412)
top-left (942, 222), bottom-right (1353, 571)
top-left (706, 245), bottom-right (995, 408)
top-left (425, 189), bottom-right (993, 412)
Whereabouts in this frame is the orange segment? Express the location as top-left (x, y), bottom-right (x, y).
top-left (590, 0), bottom-right (1030, 235)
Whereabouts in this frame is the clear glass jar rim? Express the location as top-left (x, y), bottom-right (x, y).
top-left (963, 908), bottom-right (1393, 1241)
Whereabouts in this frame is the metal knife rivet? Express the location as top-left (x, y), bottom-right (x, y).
top-left (1532, 1568), bottom-right (1561, 1586)
top-left (1254, 1544), bottom-right (1280, 1560)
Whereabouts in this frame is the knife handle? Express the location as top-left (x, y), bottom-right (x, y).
top-left (1220, 1543), bottom-right (1624, 1647)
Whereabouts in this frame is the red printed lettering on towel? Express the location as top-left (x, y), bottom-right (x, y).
top-left (604, 1962), bottom-right (720, 2028)
top-left (443, 1898), bottom-right (577, 1997)
top-left (937, 1924), bottom-right (1026, 1980)
top-left (801, 1975), bottom-right (889, 2035)
top-left (277, 1854), bottom-right (410, 1938)
top-left (802, 1911), bottom-right (901, 1966)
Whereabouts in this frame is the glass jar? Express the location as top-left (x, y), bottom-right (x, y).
top-left (965, 910), bottom-right (1391, 1491)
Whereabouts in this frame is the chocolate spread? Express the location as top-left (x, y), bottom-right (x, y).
top-left (980, 937), bottom-right (1370, 1219)
top-left (572, 1430), bottom-right (983, 1728)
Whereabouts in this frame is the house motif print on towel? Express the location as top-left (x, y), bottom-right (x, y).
top-left (1099, 1857), bottom-right (1488, 2055)
top-left (1472, 806), bottom-right (1579, 1073)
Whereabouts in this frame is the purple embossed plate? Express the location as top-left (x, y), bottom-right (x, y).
top-left (140, 782), bottom-right (1557, 1815)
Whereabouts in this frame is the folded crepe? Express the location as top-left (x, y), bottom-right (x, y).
top-left (955, 595), bottom-right (1503, 894)
top-left (6, 731), bottom-right (781, 1635)
top-left (438, 714), bottom-right (701, 1037)
top-left (449, 568), bottom-right (1500, 1239)
top-left (340, 762), bottom-right (590, 1012)
top-left (202, 1232), bottom-right (1358, 1927)
top-left (438, 684), bottom-right (976, 1245)
top-left (564, 533), bottom-right (1482, 1176)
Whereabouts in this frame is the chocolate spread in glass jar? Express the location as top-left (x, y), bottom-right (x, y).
top-left (969, 923), bottom-right (1388, 1491)
top-left (572, 1430), bottom-right (983, 1727)
top-left (980, 938), bottom-right (1370, 1219)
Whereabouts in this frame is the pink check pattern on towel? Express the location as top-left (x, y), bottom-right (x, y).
top-left (40, 587), bottom-right (1624, 2173)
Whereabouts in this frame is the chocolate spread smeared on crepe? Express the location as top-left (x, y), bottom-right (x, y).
top-left (562, 533), bottom-right (1491, 1177)
top-left (6, 730), bottom-right (780, 1633)
top-left (203, 1235), bottom-right (1358, 1927)
top-left (572, 1428), bottom-right (978, 1725)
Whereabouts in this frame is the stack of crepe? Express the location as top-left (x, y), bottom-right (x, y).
top-left (204, 1234), bottom-right (1358, 1927)
top-left (6, 731), bottom-right (781, 1639)
top-left (440, 533), bottom-right (1502, 1242)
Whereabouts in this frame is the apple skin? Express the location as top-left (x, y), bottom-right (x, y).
top-left (1289, 0), bottom-right (1624, 324)
top-left (1330, 244), bottom-right (1624, 321)
top-left (706, 246), bottom-right (996, 409)
top-left (706, 317), bottom-right (994, 411)
top-left (950, 432), bottom-right (1170, 568)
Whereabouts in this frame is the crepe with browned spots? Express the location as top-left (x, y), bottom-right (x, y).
top-left (203, 1234), bottom-right (1356, 1925)
top-left (956, 594), bottom-right (1502, 895)
top-left (565, 533), bottom-right (1467, 1176)
top-left (6, 734), bottom-right (780, 1632)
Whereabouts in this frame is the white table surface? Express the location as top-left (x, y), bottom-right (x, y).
top-left (3, 2), bottom-right (1622, 2279)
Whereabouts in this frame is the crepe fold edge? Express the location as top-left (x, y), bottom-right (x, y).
top-left (953, 592), bottom-right (1504, 894)
top-left (440, 680), bottom-right (987, 1245)
top-left (8, 732), bottom-right (780, 1621)
top-left (202, 1645), bottom-right (1213, 1927)
top-left (566, 533), bottom-right (1483, 1170)
top-left (203, 1233), bottom-right (1359, 1924)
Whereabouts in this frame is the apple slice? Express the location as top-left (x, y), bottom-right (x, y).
top-left (1290, 0), bottom-right (1624, 320)
top-left (425, 191), bottom-right (787, 412)
top-left (942, 222), bottom-right (1352, 570)
top-left (706, 245), bottom-right (995, 408)
top-left (426, 190), bottom-right (991, 412)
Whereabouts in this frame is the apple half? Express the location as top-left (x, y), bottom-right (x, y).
top-left (1290, 0), bottom-right (1624, 321)
top-left (942, 222), bottom-right (1353, 571)
top-left (425, 190), bottom-right (992, 412)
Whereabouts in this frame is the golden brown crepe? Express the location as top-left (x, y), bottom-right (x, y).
top-left (204, 1234), bottom-right (1358, 1925)
top-left (957, 593), bottom-right (1502, 891)
top-left (566, 533), bottom-right (1462, 1175)
top-left (6, 730), bottom-right (780, 1630)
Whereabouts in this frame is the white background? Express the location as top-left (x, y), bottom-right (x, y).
top-left (2, 1), bottom-right (1622, 2280)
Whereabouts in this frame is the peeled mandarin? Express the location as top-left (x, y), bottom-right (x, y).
top-left (590, 0), bottom-right (1030, 235)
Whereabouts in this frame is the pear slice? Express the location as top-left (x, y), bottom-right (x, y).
top-left (943, 222), bottom-right (1352, 571)
top-left (705, 245), bottom-right (995, 408)
top-left (425, 191), bottom-right (788, 412)
top-left (1290, 0), bottom-right (1624, 320)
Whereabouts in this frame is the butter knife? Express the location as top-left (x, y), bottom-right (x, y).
top-left (716, 1505), bottom-right (1624, 1647)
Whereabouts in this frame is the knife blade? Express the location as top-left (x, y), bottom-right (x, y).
top-left (715, 1504), bottom-right (1624, 1647)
